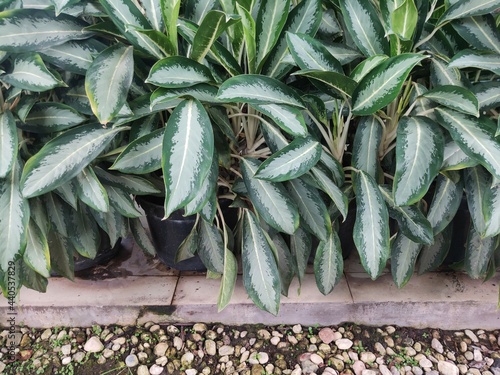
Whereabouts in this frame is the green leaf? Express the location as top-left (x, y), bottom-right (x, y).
top-left (286, 32), bottom-right (343, 73)
top-left (271, 233), bottom-right (296, 296)
top-left (141, 0), bottom-right (163, 31)
top-left (175, 224), bottom-right (198, 263)
top-left (379, 185), bottom-right (434, 245)
top-left (439, 0), bottom-right (500, 25)
top-left (134, 29), bottom-right (176, 57)
top-left (184, 151), bottom-right (218, 216)
top-left (252, 103), bottom-right (307, 137)
top-left (340, 0), bottom-right (389, 57)
top-left (430, 57), bottom-right (463, 88)
top-left (21, 261), bottom-right (48, 293)
top-left (441, 140), bottom-right (479, 171)
top-left (48, 232), bottom-right (74, 281)
top-left (464, 166), bottom-right (489, 236)
top-left (255, 137), bottom-right (322, 182)
top-left (162, 99), bottom-right (214, 218)
top-left (393, 116), bottom-right (444, 206)
top-left (260, 121), bottom-right (290, 153)
top-left (105, 185), bottom-right (142, 218)
top-left (292, 70), bottom-right (357, 98)
top-left (311, 166), bottom-right (348, 221)
top-left (422, 85), bottom-right (479, 117)
top-left (75, 166), bottom-right (109, 213)
top-left (185, 0), bottom-right (216, 24)
top-left (464, 225), bottom-right (497, 279)
top-left (448, 49), bottom-right (500, 75)
top-left (151, 85), bottom-right (219, 107)
top-left (129, 217), bottom-right (155, 256)
top-left (472, 81), bottom-right (500, 111)
top-left (241, 209), bottom-right (280, 315)
top-left (350, 55), bottom-right (389, 82)
top-left (352, 53), bottom-right (427, 115)
top-left (353, 170), bottom-right (390, 279)
top-left (90, 204), bottom-right (128, 246)
top-left (85, 44), bottom-right (134, 125)
top-left (146, 56), bottom-right (214, 88)
top-left (2, 53), bottom-right (66, 92)
top-left (391, 0), bottom-right (418, 41)
top-left (391, 233), bottom-right (422, 288)
top-left (452, 15), bottom-right (500, 54)
top-left (254, 0), bottom-right (290, 71)
top-left (160, 0), bottom-right (180, 55)
top-left (217, 238), bottom-right (237, 312)
top-left (55, 180), bottom-right (78, 210)
top-left (241, 158), bottom-right (299, 234)
top-left (43, 193), bottom-right (68, 237)
top-left (435, 107), bottom-right (500, 180)
top-left (100, 0), bottom-right (163, 58)
top-left (111, 128), bottom-right (163, 174)
top-left (217, 74), bottom-right (305, 108)
top-left (0, 160), bottom-right (29, 272)
top-left (69, 204), bottom-right (100, 258)
top-left (198, 219), bottom-right (225, 274)
top-left (0, 9), bottom-right (92, 52)
top-left (352, 116), bottom-right (383, 180)
top-left (427, 173), bottom-right (464, 235)
top-left (20, 102), bottom-right (86, 133)
top-left (0, 111), bottom-right (17, 179)
top-left (484, 183), bottom-right (500, 237)
top-left (324, 43), bottom-right (363, 65)
top-left (21, 124), bottom-right (122, 198)
top-left (417, 224), bottom-right (453, 274)
top-left (290, 227), bottom-right (312, 285)
top-left (287, 178), bottom-right (332, 242)
top-left (93, 167), bottom-right (160, 195)
top-left (314, 232), bottom-right (343, 295)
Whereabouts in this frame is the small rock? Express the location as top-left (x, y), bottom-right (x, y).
top-left (193, 323), bottom-right (207, 333)
top-left (41, 329), bottom-right (52, 341)
top-left (149, 325), bottom-right (160, 333)
top-left (84, 336), bottom-right (104, 353)
top-left (205, 339), bottom-right (216, 356)
top-left (73, 352), bottom-right (85, 363)
top-left (185, 369), bottom-right (197, 375)
top-left (167, 325), bottom-right (180, 335)
top-left (362, 370), bottom-right (378, 375)
top-left (181, 352), bottom-right (194, 367)
top-left (149, 364), bottom-right (164, 375)
top-left (473, 349), bottom-right (483, 362)
top-left (310, 353), bottom-right (323, 365)
top-left (405, 347), bottom-right (417, 357)
top-left (336, 338), bottom-right (353, 350)
top-left (173, 336), bottom-right (183, 351)
top-left (464, 351), bottom-right (474, 361)
top-left (414, 342), bottom-right (422, 352)
top-left (252, 364), bottom-right (265, 375)
top-left (465, 330), bottom-right (479, 343)
top-left (126, 354), bottom-right (139, 368)
top-left (419, 357), bottom-right (432, 368)
top-left (431, 338), bottom-right (444, 353)
top-left (379, 364), bottom-right (392, 375)
top-left (375, 342), bottom-right (386, 356)
top-left (353, 360), bottom-right (366, 375)
top-left (113, 337), bottom-right (126, 346)
top-left (61, 344), bottom-right (71, 356)
top-left (137, 352), bottom-right (148, 363)
top-left (292, 324), bottom-right (302, 334)
top-left (62, 357), bottom-right (71, 365)
top-left (271, 336), bottom-right (280, 345)
top-left (412, 366), bottom-right (424, 375)
top-left (112, 344), bottom-right (120, 351)
top-left (386, 326), bottom-right (396, 334)
top-left (384, 337), bottom-right (395, 347)
top-left (457, 364), bottom-right (468, 374)
top-left (330, 357), bottom-right (345, 371)
top-left (319, 328), bottom-right (336, 344)
top-left (257, 329), bottom-right (271, 340)
top-left (459, 341), bottom-right (467, 353)
top-left (437, 360), bottom-right (459, 375)
top-left (156, 356), bottom-right (168, 366)
top-left (154, 342), bottom-right (168, 357)
top-left (361, 352), bottom-right (376, 363)
top-left (301, 359), bottom-right (318, 374)
top-left (219, 345), bottom-right (234, 356)
top-left (103, 349), bottom-right (114, 358)
top-left (137, 365), bottom-right (149, 375)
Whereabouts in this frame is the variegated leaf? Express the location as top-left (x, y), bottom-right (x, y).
top-left (241, 158), bottom-right (299, 234)
top-left (324, 43), bottom-right (362, 65)
top-left (452, 15), bottom-right (500, 54)
top-left (292, 70), bottom-right (357, 98)
top-left (391, 233), bottom-right (422, 288)
top-left (448, 49), bottom-right (500, 75)
top-left (464, 225), bottom-right (497, 279)
top-left (111, 128), bottom-right (163, 174)
top-left (176, 224), bottom-right (198, 263)
top-left (350, 55), bottom-right (389, 82)
top-left (146, 56), bottom-right (214, 88)
top-left (391, 0), bottom-right (418, 41)
top-left (151, 85), bottom-right (219, 107)
top-left (0, 111), bottom-right (17, 179)
top-left (393, 116), bottom-right (444, 206)
top-left (439, 0), bottom-right (500, 25)
top-left (20, 124), bottom-right (123, 198)
top-left (314, 231), bottom-right (343, 295)
top-left (129, 218), bottom-right (155, 256)
top-left (484, 183), bottom-right (500, 237)
top-left (241, 209), bottom-right (280, 315)
top-left (422, 85), bottom-right (479, 117)
top-left (184, 150), bottom-right (218, 216)
top-left (105, 185), bottom-right (142, 218)
top-left (48, 232), bottom-right (74, 280)
top-left (142, 0), bottom-right (163, 31)
top-left (290, 227), bottom-right (312, 285)
top-left (75, 167), bottom-right (109, 213)
top-left (271, 232), bottom-right (296, 296)
top-left (352, 116), bottom-right (383, 180)
top-left (427, 173), bottom-right (464, 235)
top-left (20, 102), bottom-right (86, 133)
top-left (217, 238), bottom-right (237, 311)
top-left (162, 99), bottom-right (214, 218)
top-left (430, 57), bottom-right (463, 87)
top-left (435, 107), bottom-right (500, 180)
top-left (311, 167), bottom-right (348, 221)
top-left (69, 204), bottom-right (101, 258)
top-left (441, 140), bottom-right (479, 171)
top-left (43, 192), bottom-right (68, 237)
top-left (417, 224), bottom-right (453, 274)
top-left (260, 121), bottom-right (290, 153)
top-left (85, 44), bottom-right (134, 125)
top-left (353, 170), bottom-right (390, 279)
top-left (198, 219), bottom-right (224, 274)
top-left (472, 81), bottom-right (500, 111)
top-left (464, 166), bottom-right (489, 236)
top-left (90, 203), bottom-right (128, 245)
top-left (252, 103), bottom-right (308, 137)
top-left (185, 0), bottom-right (216, 24)
top-left (94, 167), bottom-right (160, 195)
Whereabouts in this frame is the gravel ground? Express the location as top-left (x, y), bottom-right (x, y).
top-left (1, 322), bottom-right (500, 375)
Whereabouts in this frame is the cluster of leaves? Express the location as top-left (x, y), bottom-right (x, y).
top-left (1, 0), bottom-right (500, 315)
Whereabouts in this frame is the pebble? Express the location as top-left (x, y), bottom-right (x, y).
top-left (185, 369), bottom-right (197, 375)
top-left (181, 352), bottom-right (194, 367)
top-left (336, 338), bottom-right (353, 350)
top-left (437, 360), bottom-right (459, 375)
top-left (293, 325), bottom-right (302, 334)
top-left (319, 328), bottom-right (336, 344)
top-left (125, 354), bottom-right (139, 367)
top-left (149, 324), bottom-right (160, 332)
top-left (310, 353), bottom-right (323, 365)
top-left (41, 329), bottom-right (52, 341)
top-left (271, 336), bottom-right (281, 345)
top-left (431, 338), bottom-right (444, 353)
top-left (61, 344), bottom-right (71, 356)
top-left (375, 342), bottom-right (386, 356)
top-left (61, 356), bottom-right (71, 365)
top-left (205, 339), bottom-right (216, 356)
top-left (419, 357), bottom-right (432, 368)
top-left (465, 330), bottom-right (479, 343)
top-left (360, 352), bottom-right (376, 363)
top-left (73, 352), bottom-right (85, 363)
top-left (353, 360), bottom-right (366, 375)
top-left (84, 336), bottom-right (104, 353)
top-left (219, 345), bottom-right (235, 356)
top-left (103, 349), bottom-right (114, 358)
top-left (257, 329), bottom-right (271, 340)
top-left (173, 336), bottom-right (183, 350)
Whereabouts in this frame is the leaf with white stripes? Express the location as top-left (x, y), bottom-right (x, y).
top-left (241, 209), bottom-right (280, 315)
top-left (441, 140), bottom-right (479, 171)
top-left (339, 0), bottom-right (389, 57)
top-left (350, 55), bottom-right (389, 82)
top-left (151, 85), bottom-right (219, 107)
top-left (1, 53), bottom-right (66, 92)
top-left (47, 232), bottom-right (74, 281)
top-left (452, 15), bottom-right (500, 54)
top-left (391, 233), bottom-right (422, 288)
top-left (217, 74), bottom-right (306, 108)
top-left (142, 0), bottom-right (163, 31)
top-left (422, 85), bottom-right (479, 117)
top-left (439, 0), bottom-right (500, 25)
top-left (314, 231), bottom-right (343, 295)
top-left (435, 107), bottom-right (500, 180)
top-left (464, 225), bottom-right (497, 279)
top-left (20, 102), bottom-right (86, 133)
top-left (184, 150), bottom-right (218, 216)
top-left (287, 178), bottom-right (331, 242)
top-left (353, 170), bottom-right (390, 280)
top-left (20, 124), bottom-right (123, 198)
top-left (484, 183), bottom-right (500, 237)
top-left (217, 232), bottom-right (237, 311)
top-left (271, 232), bottom-right (296, 296)
top-left (129, 217), bottom-right (155, 256)
top-left (0, 111), bottom-right (17, 179)
top-left (448, 49), bottom-right (500, 75)
top-left (198, 219), bottom-right (224, 274)
top-left (464, 166), bottom-right (489, 236)
top-left (427, 173), bottom-right (464, 235)
top-left (352, 116), bottom-right (383, 180)
top-left (85, 44), bottom-right (134, 125)
top-left (146, 56), bottom-right (214, 88)
top-left (42, 193), bottom-right (68, 237)
top-left (472, 81), bottom-right (500, 111)
top-left (105, 185), bottom-right (142, 218)
top-left (241, 158), bottom-right (299, 234)
top-left (393, 116), bottom-right (444, 206)
top-left (93, 167), bottom-right (160, 195)
top-left (391, 0), bottom-right (418, 41)
top-left (252, 104), bottom-right (308, 137)
top-left (162, 99), bottom-right (214, 218)
top-left (290, 227), bottom-right (312, 285)
top-left (75, 167), bottom-right (109, 213)
top-left (255, 137), bottom-right (321, 182)
top-left (430, 57), bottom-right (463, 88)
top-left (417, 224), bottom-right (453, 274)
top-left (0, 9), bottom-right (92, 52)
top-left (111, 128), bottom-right (163, 174)
top-left (379, 185), bottom-right (434, 245)
top-left (69, 204), bottom-right (101, 258)
top-left (292, 70), bottom-right (357, 98)
top-left (0, 160), bottom-right (29, 272)
top-left (352, 53), bottom-right (427, 115)
top-left (311, 166), bottom-right (348, 221)
top-left (23, 220), bottom-right (50, 278)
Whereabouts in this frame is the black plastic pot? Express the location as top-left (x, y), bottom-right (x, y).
top-left (443, 195), bottom-right (469, 266)
top-left (73, 232), bottom-right (122, 272)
